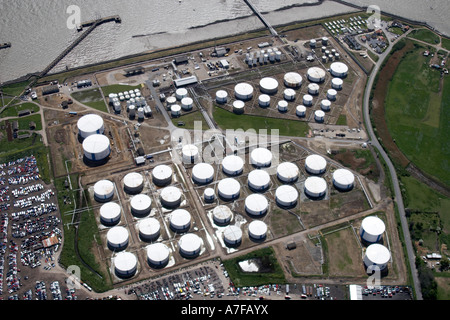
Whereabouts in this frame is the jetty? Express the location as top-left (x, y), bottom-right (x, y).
top-left (243, 0), bottom-right (278, 37)
top-left (0, 42), bottom-right (11, 50)
top-left (76, 15), bottom-right (121, 32)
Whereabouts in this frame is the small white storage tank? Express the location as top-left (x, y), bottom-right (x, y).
top-left (223, 225), bottom-right (242, 247)
top-left (216, 90), bottom-right (228, 104)
top-left (146, 243), bottom-right (170, 268)
top-left (248, 220), bottom-right (268, 240)
top-left (222, 155), bottom-right (244, 176)
top-left (94, 180), bottom-right (115, 202)
top-left (363, 244), bottom-right (391, 272)
top-left (176, 88), bottom-right (188, 100)
top-left (82, 134), bottom-right (111, 162)
top-left (360, 216), bottom-right (385, 243)
top-left (204, 188), bottom-right (215, 203)
top-left (123, 172), bottom-right (144, 194)
top-left (331, 78), bottom-right (343, 90)
top-left (192, 163), bottom-right (214, 184)
top-left (330, 62), bottom-right (349, 78)
top-left (212, 205), bottom-right (233, 226)
top-left (307, 67), bottom-right (326, 83)
top-left (181, 97), bottom-right (193, 111)
top-left (284, 89), bottom-right (296, 101)
top-left (137, 107), bottom-right (145, 120)
top-left (171, 104), bottom-right (181, 117)
top-left (179, 233), bottom-right (202, 258)
top-left (170, 209), bottom-right (191, 233)
top-left (218, 178), bottom-right (240, 201)
top-left (304, 176), bottom-right (327, 198)
top-left (114, 251), bottom-right (137, 278)
top-left (130, 194), bottom-right (152, 217)
top-left (166, 96), bottom-right (177, 106)
top-left (245, 193), bottom-right (269, 217)
top-left (152, 165), bottom-right (173, 187)
top-left (308, 83), bottom-right (320, 95)
top-left (234, 83), bottom-right (254, 101)
top-left (277, 100), bottom-right (288, 113)
top-left (250, 148), bottom-right (272, 168)
top-left (233, 100), bottom-right (245, 114)
top-left (77, 114), bottom-right (105, 139)
top-left (275, 51), bottom-right (282, 61)
top-left (259, 77), bottom-right (279, 95)
top-left (275, 185), bottom-right (298, 208)
top-left (99, 202), bottom-right (121, 226)
top-left (128, 105), bottom-right (136, 119)
top-left (160, 186), bottom-right (182, 208)
top-left (296, 105), bottom-right (306, 117)
top-left (258, 94), bottom-right (271, 108)
top-left (327, 89), bottom-right (337, 101)
top-left (138, 217), bottom-right (161, 242)
top-left (277, 162), bottom-right (299, 183)
top-left (333, 168), bottom-right (355, 190)
top-left (314, 110), bottom-right (325, 122)
top-left (107, 226), bottom-right (129, 251)
top-left (248, 169), bottom-right (271, 192)
top-left (303, 94), bottom-right (313, 106)
top-left (284, 72), bottom-right (302, 88)
top-left (182, 144), bottom-right (199, 164)
top-left (309, 39), bottom-right (317, 48)
top-left (322, 36), bottom-right (329, 45)
top-left (321, 99), bottom-right (331, 111)
top-left (305, 154), bottom-right (327, 175)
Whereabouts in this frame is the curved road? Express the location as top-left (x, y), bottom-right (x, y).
top-left (362, 28), bottom-right (422, 300)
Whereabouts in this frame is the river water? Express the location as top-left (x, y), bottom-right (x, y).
top-left (0, 0), bottom-right (447, 84)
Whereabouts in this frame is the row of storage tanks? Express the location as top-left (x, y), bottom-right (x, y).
top-left (244, 47), bottom-right (283, 67)
top-left (166, 88), bottom-right (194, 117)
top-left (108, 88), bottom-right (152, 120)
top-left (77, 114), bottom-right (111, 163)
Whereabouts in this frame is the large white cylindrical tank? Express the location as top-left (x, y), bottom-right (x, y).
top-left (82, 134), bottom-right (111, 162)
top-left (114, 251), bottom-right (137, 278)
top-left (130, 194), bottom-right (152, 217)
top-left (307, 67), bottom-right (326, 83)
top-left (181, 97), bottom-right (193, 111)
top-left (296, 105), bottom-right (306, 118)
top-left (284, 89), bottom-right (296, 101)
top-left (77, 114), bottom-right (105, 139)
top-left (107, 226), bottom-right (129, 251)
top-left (176, 88), bottom-right (188, 100)
top-left (322, 36), bottom-right (329, 45)
top-left (258, 94), bottom-right (271, 108)
top-left (192, 163), bottom-right (214, 184)
top-left (171, 104), bottom-right (181, 117)
top-left (223, 225), bottom-right (242, 247)
top-left (330, 62), bottom-right (349, 78)
top-left (275, 185), bottom-right (298, 208)
top-left (305, 154), bottom-right (327, 175)
top-left (152, 165), bottom-right (173, 187)
top-left (222, 155), bottom-right (244, 176)
top-left (166, 96), bottom-right (177, 107)
top-left (277, 162), bottom-right (299, 183)
top-left (360, 216), bottom-right (385, 244)
top-left (277, 100), bottom-right (288, 113)
top-left (331, 78), bottom-right (343, 90)
top-left (321, 99), bottom-right (331, 111)
top-left (284, 72), bottom-right (302, 88)
top-left (248, 169), bottom-right (271, 192)
top-left (304, 176), bottom-right (327, 198)
top-left (364, 244), bottom-right (391, 272)
top-left (259, 77), bottom-right (279, 95)
top-left (160, 186), bottom-right (182, 208)
top-left (303, 94), bottom-right (313, 107)
top-left (138, 217), bottom-right (161, 242)
top-left (179, 233), bottom-right (202, 258)
top-left (146, 243), bottom-right (170, 268)
top-left (170, 209), bottom-right (191, 233)
top-left (234, 83), bottom-right (254, 101)
top-left (314, 110), bottom-right (325, 122)
top-left (333, 168), bottom-right (355, 191)
top-left (100, 202), bottom-right (121, 226)
top-left (248, 220), bottom-right (267, 240)
top-left (250, 148), bottom-right (272, 168)
top-left (216, 90), bottom-right (228, 104)
top-left (212, 205), bottom-right (233, 226)
top-left (245, 194), bottom-right (269, 217)
top-left (204, 188), bottom-right (215, 203)
top-left (218, 178), bottom-right (240, 201)
top-left (123, 172), bottom-right (144, 195)
top-left (94, 180), bottom-right (115, 202)
top-left (327, 89), bottom-right (337, 101)
top-left (309, 39), bottom-right (317, 48)
top-left (308, 83), bottom-right (320, 96)
top-left (233, 100), bottom-right (245, 114)
top-left (182, 144), bottom-right (199, 164)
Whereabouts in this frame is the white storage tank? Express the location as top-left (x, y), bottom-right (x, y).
top-left (182, 144), bottom-right (199, 164)
top-left (234, 83), bottom-right (254, 101)
top-left (304, 176), bottom-right (327, 198)
top-left (212, 205), bottom-right (233, 226)
top-left (123, 172), bottom-right (144, 194)
top-left (171, 104), bottom-right (181, 117)
top-left (233, 100), bottom-right (245, 114)
top-left (248, 220), bottom-right (268, 241)
top-left (152, 165), bottom-right (173, 187)
top-left (138, 217), bottom-right (161, 242)
top-left (275, 51), bottom-right (282, 61)
top-left (99, 202), bottom-right (121, 226)
top-left (146, 243), bottom-right (170, 268)
top-left (114, 251), bottom-right (137, 279)
top-left (94, 180), bottom-right (115, 202)
top-left (176, 88), bottom-right (188, 100)
top-left (204, 188), bottom-right (215, 203)
top-left (137, 107), bottom-right (145, 121)
top-left (223, 225), bottom-right (242, 247)
top-left (192, 163), bottom-right (214, 184)
top-left (216, 90), bottom-right (228, 104)
top-left (77, 114), bottom-right (105, 139)
top-left (284, 72), bottom-right (302, 88)
top-left (296, 105), bottom-right (306, 118)
top-left (166, 96), bottom-right (177, 107)
top-left (331, 78), bottom-right (343, 90)
top-left (275, 185), bottom-right (298, 208)
top-left (321, 99), bottom-right (331, 112)
top-left (322, 36), bottom-right (329, 45)
top-left (327, 89), bottom-right (337, 101)
top-left (179, 233), bottom-right (202, 258)
top-left (222, 155), bottom-right (244, 176)
top-left (160, 186), bottom-right (182, 208)
top-left (307, 67), bottom-right (326, 83)
top-left (277, 100), bottom-right (288, 113)
top-left (170, 209), bottom-right (191, 233)
top-left (82, 134), bottom-right (111, 162)
top-left (250, 148), bottom-right (272, 168)
top-left (309, 39), bottom-right (317, 48)
top-left (245, 193), bottom-right (269, 217)
top-left (308, 83), bottom-right (320, 95)
top-left (258, 94), bottom-right (271, 108)
top-left (360, 216), bottom-right (385, 244)
top-left (314, 110), bottom-right (325, 122)
top-left (181, 97), bottom-right (193, 111)
top-left (333, 168), bottom-right (355, 191)
top-left (303, 94), bottom-right (313, 107)
top-left (305, 154), bottom-right (327, 175)
top-left (364, 244), bottom-right (391, 272)
top-left (284, 89), bottom-right (296, 101)
top-left (259, 77), bottom-right (279, 95)
top-left (277, 162), bottom-right (299, 183)
top-left (330, 62), bottom-right (349, 78)
top-left (130, 194), bottom-right (152, 217)
top-left (218, 178), bottom-right (241, 201)
top-left (107, 226), bottom-right (129, 251)
top-left (248, 169), bottom-right (271, 192)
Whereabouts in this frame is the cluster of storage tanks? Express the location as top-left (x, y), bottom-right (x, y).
top-left (359, 216), bottom-right (391, 274)
top-left (244, 47), bottom-right (283, 68)
top-left (77, 114), bottom-right (111, 164)
top-left (108, 88), bottom-right (152, 120)
top-left (166, 88), bottom-right (194, 117)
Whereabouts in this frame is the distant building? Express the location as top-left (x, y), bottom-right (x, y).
top-left (174, 55), bottom-right (188, 65)
top-left (18, 109), bottom-right (31, 117)
top-left (173, 76), bottom-right (198, 88)
top-left (214, 47), bottom-right (228, 57)
top-left (42, 85), bottom-right (59, 95)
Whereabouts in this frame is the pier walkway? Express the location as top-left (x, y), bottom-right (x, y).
top-left (243, 0), bottom-right (278, 37)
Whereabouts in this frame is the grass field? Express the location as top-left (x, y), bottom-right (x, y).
top-left (171, 111), bottom-right (208, 130)
top-left (442, 37), bottom-right (450, 51)
top-left (384, 44), bottom-right (450, 186)
top-left (409, 29), bottom-right (441, 45)
top-left (71, 88), bottom-right (108, 112)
